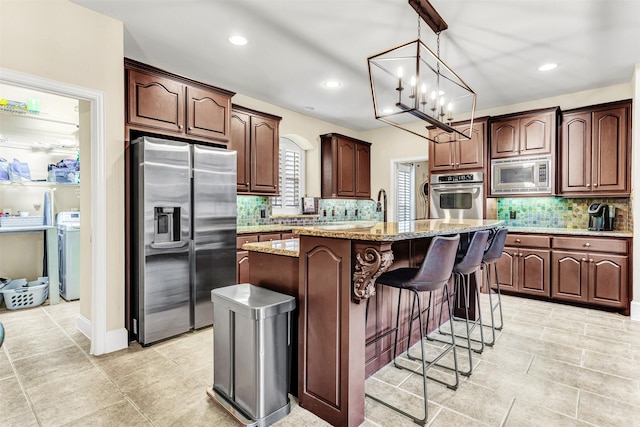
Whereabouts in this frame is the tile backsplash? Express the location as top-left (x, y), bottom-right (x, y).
top-left (497, 197), bottom-right (631, 230)
top-left (237, 196), bottom-right (383, 227)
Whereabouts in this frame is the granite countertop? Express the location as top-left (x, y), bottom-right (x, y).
top-left (292, 219), bottom-right (504, 242)
top-left (243, 239), bottom-right (300, 257)
top-left (237, 225), bottom-right (296, 234)
top-left (506, 226), bottom-right (633, 238)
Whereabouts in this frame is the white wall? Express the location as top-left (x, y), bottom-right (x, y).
top-left (0, 0), bottom-right (124, 332)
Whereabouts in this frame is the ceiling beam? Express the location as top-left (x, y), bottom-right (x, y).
top-left (408, 0), bottom-right (448, 33)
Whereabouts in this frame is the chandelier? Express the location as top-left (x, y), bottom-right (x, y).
top-left (367, 0), bottom-right (476, 142)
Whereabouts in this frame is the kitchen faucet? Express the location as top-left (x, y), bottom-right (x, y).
top-left (376, 188), bottom-right (387, 222)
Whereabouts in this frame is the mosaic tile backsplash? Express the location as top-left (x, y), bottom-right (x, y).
top-left (237, 196), bottom-right (383, 227)
top-left (497, 197), bottom-right (631, 231)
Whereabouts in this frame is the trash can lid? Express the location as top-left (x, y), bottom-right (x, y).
top-left (211, 284), bottom-right (296, 320)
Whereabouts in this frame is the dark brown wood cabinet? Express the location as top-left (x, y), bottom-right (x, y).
top-left (321, 133), bottom-right (371, 199)
top-left (490, 108), bottom-right (558, 159)
top-left (236, 232), bottom-right (295, 283)
top-left (429, 119), bottom-right (486, 173)
top-left (125, 59), bottom-right (233, 144)
top-left (559, 100), bottom-right (631, 196)
top-left (229, 105), bottom-right (281, 194)
top-left (496, 234), bottom-right (550, 296)
top-left (551, 236), bottom-right (629, 308)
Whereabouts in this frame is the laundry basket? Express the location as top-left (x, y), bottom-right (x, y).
top-left (0, 277), bottom-right (48, 310)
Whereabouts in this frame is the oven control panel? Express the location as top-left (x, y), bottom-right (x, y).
top-left (431, 171), bottom-right (483, 184)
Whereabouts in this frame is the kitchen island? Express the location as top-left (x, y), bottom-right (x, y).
top-left (245, 219), bottom-right (502, 427)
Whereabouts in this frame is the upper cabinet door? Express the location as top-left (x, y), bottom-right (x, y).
top-left (229, 110), bottom-right (251, 193)
top-left (128, 69), bottom-right (184, 133)
top-left (250, 115), bottom-right (279, 194)
top-left (337, 138), bottom-right (356, 197)
top-left (429, 129), bottom-right (455, 171)
top-left (592, 106), bottom-right (628, 193)
top-left (560, 112), bottom-right (592, 193)
top-left (355, 143), bottom-right (371, 198)
top-left (519, 112), bottom-right (553, 156)
top-left (490, 118), bottom-right (519, 158)
top-left (186, 86), bottom-right (230, 142)
top-left (455, 122), bottom-right (485, 170)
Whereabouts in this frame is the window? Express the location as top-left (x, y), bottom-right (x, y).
top-left (272, 137), bottom-right (306, 215)
top-left (396, 163), bottom-right (415, 221)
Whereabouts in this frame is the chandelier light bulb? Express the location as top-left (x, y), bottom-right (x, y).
top-left (397, 67), bottom-right (404, 78)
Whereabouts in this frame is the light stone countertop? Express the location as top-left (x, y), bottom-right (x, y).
top-left (507, 226), bottom-right (633, 238)
top-left (237, 224), bottom-right (296, 234)
top-left (243, 238), bottom-right (300, 257)
top-left (292, 219), bottom-right (504, 242)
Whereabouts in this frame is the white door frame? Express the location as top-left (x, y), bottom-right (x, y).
top-left (1, 68), bottom-right (108, 354)
top-left (389, 155), bottom-right (428, 222)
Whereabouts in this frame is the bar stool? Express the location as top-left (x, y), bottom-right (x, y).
top-left (0, 322), bottom-right (4, 348)
top-left (480, 227), bottom-right (508, 346)
top-left (436, 230), bottom-right (490, 376)
top-left (365, 234), bottom-right (460, 425)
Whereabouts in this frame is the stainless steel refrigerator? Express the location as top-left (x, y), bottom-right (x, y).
top-left (131, 136), bottom-right (236, 345)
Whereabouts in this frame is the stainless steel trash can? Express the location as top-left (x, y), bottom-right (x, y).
top-left (210, 284), bottom-right (296, 427)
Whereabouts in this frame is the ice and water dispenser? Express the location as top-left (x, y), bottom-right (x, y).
top-left (153, 207), bottom-right (180, 244)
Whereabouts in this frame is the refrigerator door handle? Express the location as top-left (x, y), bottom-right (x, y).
top-left (150, 240), bottom-right (188, 249)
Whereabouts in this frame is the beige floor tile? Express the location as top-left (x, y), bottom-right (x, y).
top-left (95, 347), bottom-right (172, 383)
top-left (274, 397), bottom-right (332, 426)
top-left (578, 390), bottom-right (640, 426)
top-left (504, 399), bottom-right (589, 427)
top-left (62, 400), bottom-right (152, 426)
top-left (396, 369), bottom-right (459, 405)
top-left (498, 318), bottom-right (544, 340)
top-left (368, 362), bottom-right (413, 387)
top-left (624, 319), bottom-right (640, 333)
top-left (512, 310), bottom-right (586, 334)
top-left (146, 391), bottom-right (236, 427)
top-left (528, 356), bottom-right (640, 408)
top-left (469, 359), bottom-right (579, 417)
top-left (364, 386), bottom-right (440, 427)
top-left (0, 306), bottom-right (48, 323)
top-left (0, 347), bottom-right (14, 380)
top-left (13, 344), bottom-right (93, 389)
top-left (0, 376), bottom-right (32, 419)
top-left (26, 367), bottom-right (125, 426)
top-left (41, 299), bottom-right (80, 320)
top-left (585, 323), bottom-right (640, 346)
top-left (55, 315), bottom-right (91, 353)
top-left (472, 344), bottom-right (533, 374)
top-left (497, 331), bottom-right (583, 365)
top-left (428, 407), bottom-right (490, 427)
top-left (540, 328), bottom-right (633, 359)
top-left (582, 349), bottom-right (640, 380)
top-left (192, 363), bottom-right (214, 388)
top-left (0, 311), bottom-right (57, 337)
top-left (365, 376), bottom-right (439, 423)
top-left (2, 410), bottom-right (39, 427)
top-left (154, 329), bottom-right (213, 374)
top-left (439, 380), bottom-right (513, 425)
top-left (124, 372), bottom-right (204, 418)
top-left (3, 326), bottom-right (71, 361)
top-left (550, 305), bottom-right (626, 329)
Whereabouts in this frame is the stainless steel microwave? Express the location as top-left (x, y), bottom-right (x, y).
top-left (491, 155), bottom-right (552, 195)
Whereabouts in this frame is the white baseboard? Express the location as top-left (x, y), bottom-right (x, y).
top-left (75, 315), bottom-right (129, 355)
top-left (631, 300), bottom-right (640, 322)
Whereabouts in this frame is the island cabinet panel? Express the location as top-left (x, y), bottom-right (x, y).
top-left (298, 236), bottom-right (365, 427)
top-left (128, 69), bottom-right (185, 133)
top-left (321, 133), bottom-right (372, 199)
top-left (490, 108), bottom-right (557, 159)
top-left (428, 119), bottom-right (486, 173)
top-left (560, 100), bottom-right (631, 196)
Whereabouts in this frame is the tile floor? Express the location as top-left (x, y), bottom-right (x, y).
top-left (1, 294), bottom-right (639, 426)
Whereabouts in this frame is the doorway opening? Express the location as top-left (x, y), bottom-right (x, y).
top-left (391, 157), bottom-right (429, 222)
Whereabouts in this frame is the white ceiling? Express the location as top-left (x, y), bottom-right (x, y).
top-left (72, 0), bottom-right (640, 131)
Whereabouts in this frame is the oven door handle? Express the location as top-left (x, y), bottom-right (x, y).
top-left (431, 186), bottom-right (482, 196)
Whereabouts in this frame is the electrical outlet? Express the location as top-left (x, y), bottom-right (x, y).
top-left (355, 209), bottom-right (358, 217)
top-left (260, 209), bottom-right (266, 218)
top-left (344, 208), bottom-right (348, 216)
top-left (509, 210), bottom-right (516, 219)
top-left (332, 209), bottom-right (335, 217)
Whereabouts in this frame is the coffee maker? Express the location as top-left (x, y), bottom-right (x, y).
top-left (587, 203), bottom-right (613, 231)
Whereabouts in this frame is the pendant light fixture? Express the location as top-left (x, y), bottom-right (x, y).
top-left (367, 0), bottom-right (476, 142)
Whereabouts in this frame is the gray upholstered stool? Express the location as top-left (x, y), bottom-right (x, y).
top-left (481, 227), bottom-right (508, 346)
top-left (365, 234), bottom-right (460, 425)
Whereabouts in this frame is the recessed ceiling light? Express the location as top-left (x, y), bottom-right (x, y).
top-left (228, 35), bottom-right (248, 46)
top-left (538, 63), bottom-right (558, 72)
top-left (324, 80), bottom-right (341, 88)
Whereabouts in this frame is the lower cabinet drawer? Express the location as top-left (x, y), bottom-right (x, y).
top-left (552, 237), bottom-right (628, 254)
top-left (259, 233), bottom-right (281, 242)
top-left (506, 234), bottom-right (550, 248)
top-left (237, 234), bottom-right (259, 250)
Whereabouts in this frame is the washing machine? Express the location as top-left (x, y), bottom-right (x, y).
top-left (57, 211), bottom-right (80, 301)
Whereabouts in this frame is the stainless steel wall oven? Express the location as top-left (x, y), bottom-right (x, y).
top-left (429, 172), bottom-right (484, 219)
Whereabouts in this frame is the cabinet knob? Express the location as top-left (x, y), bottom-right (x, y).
top-left (594, 183), bottom-right (598, 187)
top-left (586, 183), bottom-right (590, 187)
top-left (188, 126), bottom-right (193, 130)
top-left (515, 238), bottom-right (521, 243)
top-left (519, 253), bottom-right (523, 257)
top-left (455, 163), bottom-right (460, 166)
top-left (178, 125), bottom-right (183, 129)
top-left (581, 258), bottom-right (587, 262)
top-left (451, 163), bottom-right (455, 166)
top-left (589, 259), bottom-right (594, 263)
top-left (585, 243), bottom-right (591, 247)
